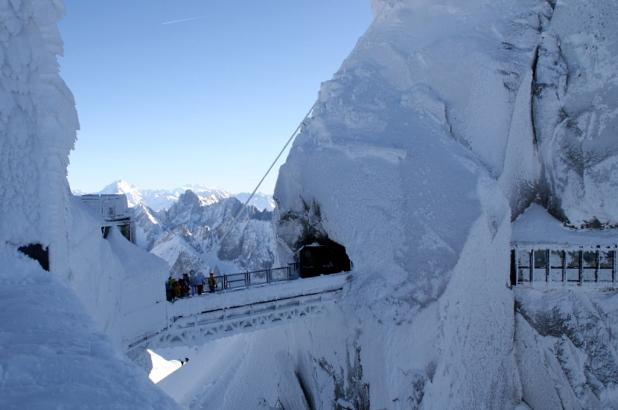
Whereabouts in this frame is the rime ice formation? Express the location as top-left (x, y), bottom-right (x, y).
top-left (532, 1), bottom-right (618, 227)
top-left (265, 0), bottom-right (618, 408)
top-left (0, 1), bottom-right (177, 408)
top-left (0, 0), bottom-right (78, 274)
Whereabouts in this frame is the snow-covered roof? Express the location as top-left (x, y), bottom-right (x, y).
top-left (80, 194), bottom-right (130, 222)
top-left (512, 204), bottom-right (618, 249)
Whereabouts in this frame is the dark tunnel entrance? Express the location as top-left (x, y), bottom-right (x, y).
top-left (296, 238), bottom-right (352, 278)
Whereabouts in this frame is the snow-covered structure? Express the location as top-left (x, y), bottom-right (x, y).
top-left (80, 193), bottom-right (133, 241)
top-left (511, 204), bottom-right (618, 286)
top-left (0, 2), bottom-right (176, 408)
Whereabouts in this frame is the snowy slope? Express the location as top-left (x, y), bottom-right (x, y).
top-left (0, 246), bottom-right (178, 410)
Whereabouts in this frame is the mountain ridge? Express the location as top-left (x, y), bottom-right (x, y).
top-left (73, 179), bottom-right (276, 212)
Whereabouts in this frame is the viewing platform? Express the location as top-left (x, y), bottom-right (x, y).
top-left (510, 204), bottom-right (618, 286)
top-left (126, 272), bottom-right (349, 351)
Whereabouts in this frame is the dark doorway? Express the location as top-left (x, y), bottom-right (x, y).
top-left (18, 243), bottom-right (50, 271)
top-left (297, 239), bottom-right (351, 278)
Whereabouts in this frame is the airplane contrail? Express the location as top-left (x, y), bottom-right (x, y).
top-left (162, 16), bottom-right (204, 25)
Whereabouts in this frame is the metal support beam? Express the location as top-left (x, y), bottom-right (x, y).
top-left (595, 250), bottom-right (600, 282)
top-left (545, 249), bottom-right (550, 282)
top-left (610, 251), bottom-right (616, 283)
top-left (578, 250), bottom-right (583, 285)
top-left (529, 250), bottom-right (534, 282)
top-left (510, 249), bottom-right (517, 286)
top-left (562, 250), bottom-right (566, 283)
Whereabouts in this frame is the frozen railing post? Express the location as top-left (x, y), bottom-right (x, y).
top-left (577, 250), bottom-right (584, 285)
top-left (595, 250), bottom-right (600, 282)
top-left (561, 250), bottom-right (567, 282)
top-left (545, 249), bottom-right (550, 282)
top-left (611, 251), bottom-right (616, 283)
top-left (529, 249), bottom-right (534, 282)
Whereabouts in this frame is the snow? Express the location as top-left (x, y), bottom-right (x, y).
top-left (2, 0), bottom-right (618, 407)
top-left (66, 196), bottom-right (169, 346)
top-left (271, 1), bottom-right (547, 406)
top-left (512, 204), bottom-right (618, 250)
top-left (515, 287), bottom-right (618, 409)
top-left (533, 0), bottom-right (618, 226)
top-left (259, 0), bottom-right (618, 407)
top-left (0, 245), bottom-right (178, 410)
top-left (147, 349), bottom-right (183, 384)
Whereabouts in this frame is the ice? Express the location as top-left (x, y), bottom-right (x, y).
top-left (512, 203), bottom-right (618, 249)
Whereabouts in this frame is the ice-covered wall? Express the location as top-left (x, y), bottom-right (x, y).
top-left (0, 1), bottom-right (176, 407)
top-left (0, 0), bottom-right (78, 273)
top-left (533, 0), bottom-right (618, 226)
top-left (0, 0), bottom-right (168, 348)
top-left (267, 0), bottom-right (618, 408)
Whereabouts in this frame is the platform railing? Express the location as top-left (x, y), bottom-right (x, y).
top-left (170, 263), bottom-right (301, 300)
top-left (511, 248), bottom-right (617, 285)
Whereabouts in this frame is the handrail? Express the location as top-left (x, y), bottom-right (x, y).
top-left (167, 263), bottom-right (301, 301)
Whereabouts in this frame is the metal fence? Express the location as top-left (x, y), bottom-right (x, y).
top-left (204, 263), bottom-right (300, 293)
top-left (512, 248), bottom-right (617, 285)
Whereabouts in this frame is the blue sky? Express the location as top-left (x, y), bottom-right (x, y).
top-left (60, 1), bottom-right (372, 194)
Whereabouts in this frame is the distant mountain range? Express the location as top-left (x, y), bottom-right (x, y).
top-left (73, 180), bottom-right (278, 276)
top-left (73, 180), bottom-right (276, 212)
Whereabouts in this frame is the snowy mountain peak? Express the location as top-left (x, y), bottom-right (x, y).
top-left (75, 181), bottom-right (276, 212)
top-left (99, 180), bottom-right (143, 207)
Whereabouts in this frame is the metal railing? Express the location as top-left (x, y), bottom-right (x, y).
top-left (171, 263), bottom-right (300, 299)
top-left (511, 248), bottom-right (617, 285)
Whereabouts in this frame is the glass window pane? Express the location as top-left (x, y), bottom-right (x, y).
top-left (582, 251), bottom-right (596, 282)
top-left (550, 251), bottom-right (564, 282)
top-left (534, 250), bottom-right (548, 269)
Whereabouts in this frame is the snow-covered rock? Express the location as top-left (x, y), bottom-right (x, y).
top-left (139, 190), bottom-right (278, 276)
top-left (515, 288), bottom-right (618, 409)
top-left (533, 1), bottom-right (618, 227)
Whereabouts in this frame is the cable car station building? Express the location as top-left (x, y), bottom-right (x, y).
top-left (510, 204), bottom-right (617, 286)
top-left (80, 194), bottom-right (134, 243)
